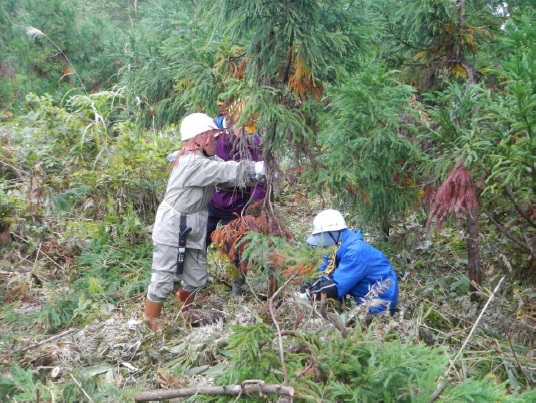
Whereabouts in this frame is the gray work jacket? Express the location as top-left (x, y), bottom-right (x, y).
top-left (152, 150), bottom-right (257, 249)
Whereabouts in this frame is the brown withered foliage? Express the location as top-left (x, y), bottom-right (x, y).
top-left (211, 211), bottom-right (293, 273)
top-left (288, 53), bottom-right (324, 102)
top-left (267, 249), bottom-right (317, 283)
top-left (427, 163), bottom-right (478, 229)
top-left (211, 214), bottom-right (266, 272)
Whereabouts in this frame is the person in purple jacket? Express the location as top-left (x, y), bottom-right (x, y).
top-left (206, 114), bottom-right (266, 295)
top-left (301, 209), bottom-right (399, 314)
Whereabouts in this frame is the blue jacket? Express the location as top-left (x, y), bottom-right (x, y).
top-left (318, 228), bottom-right (398, 313)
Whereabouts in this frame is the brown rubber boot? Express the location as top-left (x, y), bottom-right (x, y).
top-left (176, 290), bottom-right (195, 312)
top-left (144, 300), bottom-right (163, 332)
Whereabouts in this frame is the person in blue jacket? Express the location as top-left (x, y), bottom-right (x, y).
top-left (302, 209), bottom-right (398, 314)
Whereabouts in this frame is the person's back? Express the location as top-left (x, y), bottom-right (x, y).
top-left (333, 229), bottom-right (398, 313)
top-left (206, 115), bottom-right (266, 295)
top-left (208, 116), bottom-right (265, 215)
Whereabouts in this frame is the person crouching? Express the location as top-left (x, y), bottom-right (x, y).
top-left (302, 209), bottom-right (399, 315)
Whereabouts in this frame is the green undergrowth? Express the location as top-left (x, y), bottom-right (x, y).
top-left (1, 77), bottom-right (534, 402)
top-left (0, 363), bottom-right (123, 402)
top-left (141, 319), bottom-right (534, 403)
top-left (2, 228), bottom-right (534, 401)
top-left (74, 238), bottom-right (152, 301)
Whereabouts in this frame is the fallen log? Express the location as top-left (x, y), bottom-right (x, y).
top-left (133, 381), bottom-right (294, 402)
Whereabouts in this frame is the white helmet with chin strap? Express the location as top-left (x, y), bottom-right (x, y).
top-left (311, 209), bottom-right (347, 234)
top-left (307, 209), bottom-right (347, 247)
top-left (180, 113), bottom-right (219, 141)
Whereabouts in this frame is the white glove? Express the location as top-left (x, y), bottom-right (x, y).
top-left (294, 290), bottom-right (312, 307)
top-left (296, 291), bottom-right (310, 300)
top-left (254, 161), bottom-right (265, 179)
top-left (166, 150), bottom-right (179, 163)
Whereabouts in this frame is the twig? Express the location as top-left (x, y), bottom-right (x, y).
top-left (326, 312), bottom-right (348, 339)
top-left (296, 362), bottom-right (315, 379)
top-left (11, 321), bottom-right (107, 356)
top-left (133, 382), bottom-right (295, 402)
top-left (483, 209), bottom-right (531, 252)
top-left (11, 233), bottom-right (65, 271)
top-left (317, 294), bottom-right (348, 338)
top-left (0, 159), bottom-right (31, 177)
top-left (428, 277), bottom-right (505, 402)
top-left (70, 374), bottom-right (94, 402)
top-left (245, 277), bottom-right (264, 304)
top-left (279, 330), bottom-right (299, 338)
top-left (11, 328), bottom-right (77, 355)
top-left (507, 336), bottom-right (535, 386)
top-left (318, 293), bottom-right (328, 319)
top-left (503, 187), bottom-right (535, 227)
top-left (268, 274), bottom-right (297, 385)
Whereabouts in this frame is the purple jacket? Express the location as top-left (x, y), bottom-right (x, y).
top-left (209, 129), bottom-right (266, 214)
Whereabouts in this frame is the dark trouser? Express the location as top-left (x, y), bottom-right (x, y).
top-left (206, 204), bottom-right (240, 250)
top-left (206, 204), bottom-right (246, 294)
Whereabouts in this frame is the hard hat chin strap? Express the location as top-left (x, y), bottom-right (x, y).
top-left (327, 230), bottom-right (342, 246)
top-left (321, 230), bottom-right (342, 276)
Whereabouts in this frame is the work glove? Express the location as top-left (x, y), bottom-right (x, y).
top-left (296, 280), bottom-right (312, 300)
top-left (309, 277), bottom-right (339, 300)
top-left (299, 280), bottom-right (313, 293)
top-left (254, 161), bottom-right (265, 180)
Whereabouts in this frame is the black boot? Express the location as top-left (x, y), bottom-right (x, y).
top-left (230, 273), bottom-right (246, 296)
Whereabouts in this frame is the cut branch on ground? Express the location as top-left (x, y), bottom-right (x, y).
top-left (132, 381), bottom-right (295, 402)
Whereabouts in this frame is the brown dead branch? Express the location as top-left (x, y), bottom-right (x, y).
top-left (427, 163), bottom-right (478, 229)
top-left (211, 209), bottom-right (292, 274)
top-left (133, 381), bottom-right (295, 402)
top-left (427, 163), bottom-right (482, 293)
top-left (11, 328), bottom-right (77, 355)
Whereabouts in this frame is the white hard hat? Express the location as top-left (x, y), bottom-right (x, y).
top-left (311, 209), bottom-right (347, 234)
top-left (307, 209), bottom-right (347, 246)
top-left (180, 113), bottom-right (218, 141)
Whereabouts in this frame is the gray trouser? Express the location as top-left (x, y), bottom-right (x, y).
top-left (147, 242), bottom-right (208, 302)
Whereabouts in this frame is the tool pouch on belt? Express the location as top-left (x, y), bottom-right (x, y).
top-left (176, 215), bottom-right (192, 276)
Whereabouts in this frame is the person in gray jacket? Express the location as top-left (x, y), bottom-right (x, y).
top-left (145, 112), bottom-right (265, 331)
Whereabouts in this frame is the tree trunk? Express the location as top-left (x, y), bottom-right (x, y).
top-left (466, 207), bottom-right (482, 301)
top-left (381, 216), bottom-right (390, 242)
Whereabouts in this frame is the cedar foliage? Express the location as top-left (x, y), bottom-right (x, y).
top-left (1, 1), bottom-right (535, 402)
top-left (211, 212), bottom-right (294, 275)
top-left (306, 60), bottom-right (422, 234)
top-left (376, 0), bottom-right (497, 91)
